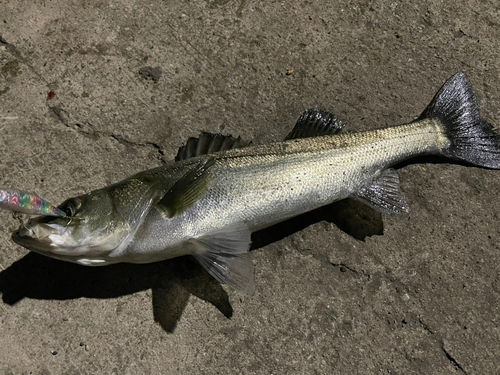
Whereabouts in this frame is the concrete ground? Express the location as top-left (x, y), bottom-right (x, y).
top-left (1, 0), bottom-right (499, 374)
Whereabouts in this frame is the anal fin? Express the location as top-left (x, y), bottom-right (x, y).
top-left (351, 169), bottom-right (409, 214)
top-left (190, 222), bottom-right (255, 295)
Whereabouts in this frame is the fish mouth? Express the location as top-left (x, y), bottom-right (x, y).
top-left (12, 227), bottom-right (53, 253)
top-left (11, 220), bottom-right (76, 254)
top-left (11, 218), bottom-right (123, 266)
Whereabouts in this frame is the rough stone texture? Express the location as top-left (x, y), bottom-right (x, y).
top-left (1, 0), bottom-right (499, 374)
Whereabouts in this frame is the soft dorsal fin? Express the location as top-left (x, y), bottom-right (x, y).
top-left (175, 132), bottom-right (251, 161)
top-left (157, 157), bottom-right (215, 218)
top-left (351, 169), bottom-right (409, 214)
top-left (175, 109), bottom-right (342, 161)
top-left (190, 222), bottom-right (255, 295)
top-left (285, 108), bottom-right (344, 140)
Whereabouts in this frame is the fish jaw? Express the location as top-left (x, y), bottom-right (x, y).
top-left (11, 215), bottom-right (130, 266)
top-left (9, 178), bottom-right (164, 266)
top-left (12, 222), bottom-right (74, 254)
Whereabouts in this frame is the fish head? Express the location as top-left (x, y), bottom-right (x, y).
top-left (11, 189), bottom-right (131, 266)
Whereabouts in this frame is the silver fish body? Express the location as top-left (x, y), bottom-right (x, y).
top-left (125, 119), bottom-right (445, 255)
top-left (12, 73), bottom-right (500, 295)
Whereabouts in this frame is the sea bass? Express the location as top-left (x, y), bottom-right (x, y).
top-left (12, 73), bottom-right (500, 295)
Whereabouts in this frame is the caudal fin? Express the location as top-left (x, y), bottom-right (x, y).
top-left (419, 72), bottom-right (500, 169)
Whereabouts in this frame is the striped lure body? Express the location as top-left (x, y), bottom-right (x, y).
top-left (0, 188), bottom-right (67, 217)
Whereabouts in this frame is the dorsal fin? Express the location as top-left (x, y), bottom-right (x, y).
top-left (285, 109), bottom-right (343, 140)
top-left (175, 109), bottom-right (342, 161)
top-left (175, 132), bottom-right (251, 162)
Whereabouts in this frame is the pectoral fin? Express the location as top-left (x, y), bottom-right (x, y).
top-left (190, 222), bottom-right (255, 296)
top-left (157, 157), bottom-right (215, 218)
top-left (351, 169), bottom-right (409, 214)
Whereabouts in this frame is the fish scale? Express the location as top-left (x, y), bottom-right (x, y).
top-left (147, 118), bottom-right (447, 241)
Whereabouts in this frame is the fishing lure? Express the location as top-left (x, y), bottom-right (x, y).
top-left (0, 188), bottom-right (67, 217)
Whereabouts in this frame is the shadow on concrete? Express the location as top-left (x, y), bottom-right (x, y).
top-left (251, 198), bottom-right (383, 250)
top-left (0, 253), bottom-right (232, 333)
top-left (0, 198), bottom-right (383, 333)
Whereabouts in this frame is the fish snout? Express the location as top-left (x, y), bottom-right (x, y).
top-left (11, 221), bottom-right (70, 252)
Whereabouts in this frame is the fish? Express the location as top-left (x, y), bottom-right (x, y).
top-left (0, 188), bottom-right (67, 217)
top-left (11, 73), bottom-right (500, 295)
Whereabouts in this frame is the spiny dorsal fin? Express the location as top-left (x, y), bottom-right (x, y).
top-left (157, 157), bottom-right (215, 217)
top-left (190, 222), bottom-right (255, 296)
top-left (285, 109), bottom-right (344, 140)
top-left (351, 169), bottom-right (409, 214)
top-left (175, 132), bottom-right (251, 162)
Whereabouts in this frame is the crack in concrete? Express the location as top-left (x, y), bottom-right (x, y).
top-left (442, 342), bottom-right (468, 375)
top-left (415, 318), bottom-right (468, 375)
top-left (418, 317), bottom-right (435, 335)
top-left (49, 105), bottom-right (166, 164)
top-left (1, 37), bottom-right (50, 86)
top-left (110, 133), bottom-right (166, 163)
top-left (331, 257), bottom-right (473, 374)
top-left (1, 38), bottom-right (165, 165)
top-left (330, 262), bottom-right (366, 276)
top-left (50, 106), bottom-right (70, 124)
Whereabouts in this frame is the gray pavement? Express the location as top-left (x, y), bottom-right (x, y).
top-left (1, 1), bottom-right (499, 374)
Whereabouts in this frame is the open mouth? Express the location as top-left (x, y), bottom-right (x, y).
top-left (12, 227), bottom-right (52, 253)
top-left (11, 220), bottom-right (75, 253)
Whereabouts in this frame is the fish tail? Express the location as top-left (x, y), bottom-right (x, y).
top-left (419, 72), bottom-right (500, 169)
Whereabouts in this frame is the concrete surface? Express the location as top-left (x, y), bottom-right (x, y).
top-left (1, 0), bottom-right (499, 374)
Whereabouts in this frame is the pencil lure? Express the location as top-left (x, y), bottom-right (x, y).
top-left (0, 188), bottom-right (67, 217)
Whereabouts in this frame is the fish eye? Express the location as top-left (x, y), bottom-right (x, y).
top-left (60, 198), bottom-right (81, 217)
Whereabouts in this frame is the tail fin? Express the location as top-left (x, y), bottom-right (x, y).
top-left (419, 73), bottom-right (500, 169)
